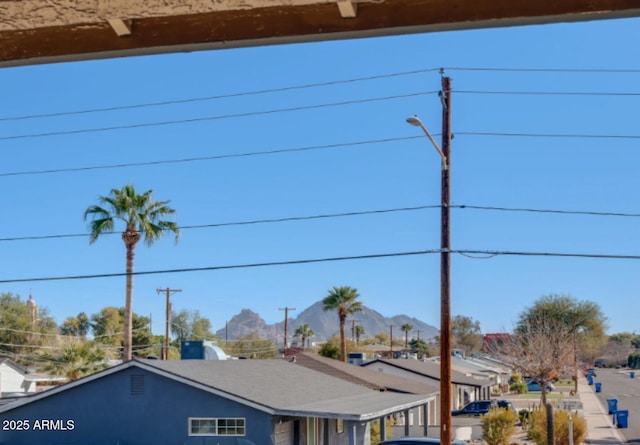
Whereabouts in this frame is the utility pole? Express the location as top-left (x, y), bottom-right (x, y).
top-left (405, 73), bottom-right (452, 445)
top-left (278, 307), bottom-right (296, 353)
top-left (440, 74), bottom-right (453, 445)
top-left (389, 325), bottom-right (394, 357)
top-left (157, 288), bottom-right (182, 360)
top-left (415, 330), bottom-right (423, 342)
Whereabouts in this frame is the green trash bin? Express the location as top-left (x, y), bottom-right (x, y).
top-left (615, 410), bottom-right (628, 428)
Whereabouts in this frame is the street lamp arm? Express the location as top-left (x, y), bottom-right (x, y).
top-left (406, 116), bottom-right (447, 167)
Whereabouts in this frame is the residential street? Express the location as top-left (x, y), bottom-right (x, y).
top-left (592, 368), bottom-right (640, 444)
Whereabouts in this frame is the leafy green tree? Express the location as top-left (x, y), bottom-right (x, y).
top-left (293, 323), bottom-right (315, 349)
top-left (322, 286), bottom-right (363, 362)
top-left (318, 338), bottom-right (341, 360)
top-left (401, 323), bottom-right (413, 348)
top-left (354, 324), bottom-right (365, 344)
top-left (409, 338), bottom-right (430, 358)
top-left (0, 292), bottom-right (58, 361)
top-left (60, 312), bottom-right (90, 337)
top-left (84, 184), bottom-right (179, 360)
top-left (225, 333), bottom-right (278, 359)
top-left (39, 340), bottom-right (107, 380)
top-left (90, 307), bottom-right (154, 358)
top-left (451, 315), bottom-right (483, 354)
top-left (171, 309), bottom-right (216, 342)
top-left (519, 294), bottom-right (607, 392)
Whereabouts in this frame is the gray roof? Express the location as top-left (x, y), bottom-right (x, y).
top-left (0, 359), bottom-right (432, 421)
top-left (291, 352), bottom-right (439, 394)
top-left (362, 358), bottom-right (489, 387)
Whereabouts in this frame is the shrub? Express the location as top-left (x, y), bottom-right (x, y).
top-left (510, 381), bottom-right (528, 394)
top-left (481, 407), bottom-right (517, 445)
top-left (528, 408), bottom-right (586, 445)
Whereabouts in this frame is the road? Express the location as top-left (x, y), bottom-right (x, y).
top-left (592, 368), bottom-right (640, 444)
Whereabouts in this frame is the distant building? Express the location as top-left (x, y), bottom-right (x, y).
top-left (483, 333), bottom-right (511, 352)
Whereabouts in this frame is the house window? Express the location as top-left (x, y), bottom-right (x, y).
top-left (189, 418), bottom-right (246, 436)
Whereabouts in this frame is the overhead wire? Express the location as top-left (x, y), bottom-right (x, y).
top-left (0, 91), bottom-right (438, 141)
top-left (2, 203), bottom-right (640, 244)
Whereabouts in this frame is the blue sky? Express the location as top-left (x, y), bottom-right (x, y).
top-left (1, 17), bottom-right (639, 339)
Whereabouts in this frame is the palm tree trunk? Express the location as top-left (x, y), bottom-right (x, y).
top-left (339, 316), bottom-right (346, 362)
top-left (122, 229), bottom-right (140, 361)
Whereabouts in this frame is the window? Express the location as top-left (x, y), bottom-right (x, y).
top-left (189, 418), bottom-right (246, 436)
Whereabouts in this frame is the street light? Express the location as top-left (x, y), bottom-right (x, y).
top-left (406, 85), bottom-right (452, 444)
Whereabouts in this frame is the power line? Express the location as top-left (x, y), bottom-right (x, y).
top-left (0, 68), bottom-right (441, 122)
top-left (456, 90), bottom-right (640, 97)
top-left (454, 205), bottom-right (640, 218)
top-left (456, 131), bottom-right (640, 140)
top-left (0, 250), bottom-right (436, 283)
top-left (3, 247), bottom-right (640, 285)
top-left (2, 66), bottom-right (638, 123)
top-left (0, 91), bottom-right (438, 141)
top-left (445, 67), bottom-right (640, 73)
top-left (0, 136), bottom-right (421, 178)
top-left (3, 202), bottom-right (640, 243)
top-left (0, 205), bottom-right (436, 242)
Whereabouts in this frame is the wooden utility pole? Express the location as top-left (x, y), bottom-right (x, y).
top-left (389, 325), bottom-right (394, 357)
top-left (157, 288), bottom-right (182, 360)
top-left (440, 74), bottom-right (453, 445)
top-left (278, 307), bottom-right (296, 352)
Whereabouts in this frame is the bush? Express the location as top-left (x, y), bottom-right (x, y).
top-left (510, 381), bottom-right (528, 394)
top-left (528, 408), bottom-right (586, 445)
top-left (481, 407), bottom-right (517, 445)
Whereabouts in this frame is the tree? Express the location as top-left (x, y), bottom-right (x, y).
top-left (0, 292), bottom-right (58, 361)
top-left (84, 184), bottom-right (179, 361)
top-left (90, 307), bottom-right (154, 358)
top-left (519, 294), bottom-right (607, 391)
top-left (322, 286), bottom-right (363, 362)
top-left (171, 309), bottom-right (216, 343)
top-left (224, 333), bottom-right (278, 359)
top-left (354, 324), bottom-right (365, 344)
top-left (451, 315), bottom-right (483, 354)
top-left (409, 338), bottom-right (431, 358)
top-left (401, 323), bottom-right (413, 348)
top-left (60, 312), bottom-right (90, 337)
top-left (505, 311), bottom-right (575, 407)
top-left (39, 340), bottom-right (107, 380)
top-left (293, 323), bottom-right (315, 349)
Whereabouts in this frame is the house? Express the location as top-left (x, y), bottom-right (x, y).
top-left (360, 358), bottom-right (492, 409)
top-left (0, 358), bottom-right (64, 397)
top-left (290, 351), bottom-right (439, 438)
top-left (0, 359), bottom-right (434, 445)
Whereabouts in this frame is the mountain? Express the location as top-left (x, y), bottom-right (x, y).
top-left (215, 301), bottom-right (439, 344)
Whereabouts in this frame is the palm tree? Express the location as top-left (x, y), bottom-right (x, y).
top-left (40, 341), bottom-right (107, 381)
top-left (294, 323), bottom-right (315, 349)
top-left (322, 286), bottom-right (363, 362)
top-left (84, 184), bottom-right (179, 361)
top-left (401, 322), bottom-right (413, 348)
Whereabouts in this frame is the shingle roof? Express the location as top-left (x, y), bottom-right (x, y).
top-left (290, 352), bottom-right (439, 394)
top-left (0, 359), bottom-right (433, 421)
top-left (362, 358), bottom-right (489, 387)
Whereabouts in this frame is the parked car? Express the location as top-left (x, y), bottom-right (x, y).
top-left (379, 437), bottom-right (466, 445)
top-left (451, 399), bottom-right (513, 417)
top-left (526, 381), bottom-right (556, 392)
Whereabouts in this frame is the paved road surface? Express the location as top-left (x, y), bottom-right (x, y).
top-left (592, 368), bottom-right (640, 444)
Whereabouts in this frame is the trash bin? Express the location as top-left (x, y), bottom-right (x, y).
top-left (631, 372), bottom-right (636, 379)
top-left (615, 410), bottom-right (629, 428)
top-left (595, 382), bottom-right (602, 393)
top-left (588, 376), bottom-right (594, 385)
top-left (607, 399), bottom-right (618, 414)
